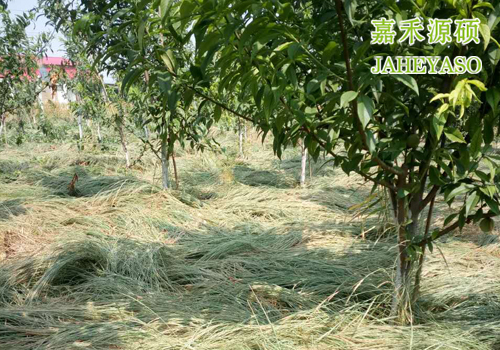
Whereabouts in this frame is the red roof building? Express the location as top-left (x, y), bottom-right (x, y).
top-left (37, 56), bottom-right (77, 104)
top-left (37, 57), bottom-right (77, 80)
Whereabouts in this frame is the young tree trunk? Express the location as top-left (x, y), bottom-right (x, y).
top-left (308, 153), bottom-right (313, 179)
top-left (244, 122), bottom-right (247, 142)
top-left (143, 125), bottom-right (149, 139)
top-left (77, 114), bottom-right (84, 140)
top-left (97, 122), bottom-right (102, 143)
top-left (391, 197), bottom-right (413, 324)
top-left (1, 115), bottom-right (7, 144)
top-left (238, 118), bottom-right (244, 157)
top-left (160, 135), bottom-right (170, 190)
top-left (116, 116), bottom-right (130, 168)
top-left (300, 139), bottom-right (307, 187)
top-left (36, 95), bottom-right (44, 124)
top-left (0, 115), bottom-right (4, 139)
top-left (412, 196), bottom-right (436, 303)
top-left (172, 150), bottom-right (179, 190)
top-left (390, 172), bottom-right (428, 325)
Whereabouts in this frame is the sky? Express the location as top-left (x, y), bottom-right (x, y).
top-left (7, 0), bottom-right (115, 83)
top-left (8, 0), bottom-right (65, 56)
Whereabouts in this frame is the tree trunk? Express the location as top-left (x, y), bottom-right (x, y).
top-left (308, 153), bottom-right (313, 179)
top-left (0, 115), bottom-right (4, 139)
top-left (160, 135), bottom-right (170, 190)
top-left (300, 139), bottom-right (307, 187)
top-left (1, 115), bottom-right (7, 144)
top-left (97, 123), bottom-right (102, 143)
top-left (390, 177), bottom-right (415, 325)
top-left (143, 125), bottom-right (149, 139)
top-left (116, 117), bottom-right (130, 168)
top-left (412, 196), bottom-right (436, 303)
top-left (172, 150), bottom-right (179, 190)
top-left (37, 94), bottom-right (44, 118)
top-left (77, 114), bottom-right (84, 140)
top-left (392, 254), bottom-right (412, 324)
top-left (238, 119), bottom-right (244, 157)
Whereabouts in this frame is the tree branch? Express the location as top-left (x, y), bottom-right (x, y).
top-left (333, 0), bottom-right (403, 177)
top-left (416, 211), bottom-right (496, 247)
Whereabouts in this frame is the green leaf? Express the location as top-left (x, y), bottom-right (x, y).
top-left (431, 93), bottom-right (450, 102)
top-left (340, 91), bottom-right (358, 108)
top-left (427, 241), bottom-right (434, 253)
top-left (285, 65), bottom-right (298, 88)
top-left (470, 128), bottom-right (483, 157)
top-left (288, 42), bottom-right (301, 60)
top-left (444, 213), bottom-right (458, 226)
top-left (214, 105), bottom-right (222, 122)
top-left (239, 17), bottom-right (267, 52)
top-left (465, 191), bottom-right (479, 216)
top-left (445, 184), bottom-right (469, 201)
top-left (390, 74), bottom-right (419, 96)
top-left (180, 0), bottom-right (196, 29)
top-left (121, 67), bottom-right (144, 94)
top-left (322, 41), bottom-right (338, 63)
top-left (160, 0), bottom-right (172, 18)
top-left (429, 166), bottom-right (446, 186)
top-left (275, 41), bottom-right (293, 52)
top-left (357, 94), bottom-right (374, 129)
top-left (190, 65), bottom-right (204, 82)
top-left (161, 49), bottom-right (177, 73)
top-left (343, 0), bottom-right (356, 24)
top-left (366, 130), bottom-right (376, 154)
top-left (484, 196), bottom-right (500, 215)
top-left (468, 79), bottom-right (487, 91)
top-left (138, 19), bottom-right (146, 51)
top-left (431, 113), bottom-right (447, 139)
top-left (486, 87), bottom-right (500, 114)
top-left (444, 128), bottom-right (466, 143)
top-left (263, 86), bottom-right (276, 119)
top-left (488, 3), bottom-right (500, 30)
top-left (474, 2), bottom-right (494, 10)
top-left (306, 78), bottom-right (321, 94)
top-left (438, 103), bottom-right (449, 115)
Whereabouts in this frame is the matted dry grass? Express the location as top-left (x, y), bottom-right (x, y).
top-left (1, 129), bottom-right (499, 349)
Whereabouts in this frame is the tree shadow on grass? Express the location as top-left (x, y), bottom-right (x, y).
top-left (273, 155), bottom-right (336, 180)
top-left (27, 166), bottom-right (151, 198)
top-left (300, 185), bottom-right (372, 213)
top-left (0, 199), bottom-right (27, 221)
top-left (233, 165), bottom-right (295, 188)
top-left (0, 160), bottom-right (30, 183)
top-left (0, 224), bottom-right (395, 349)
top-left (0, 221), bottom-right (498, 348)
